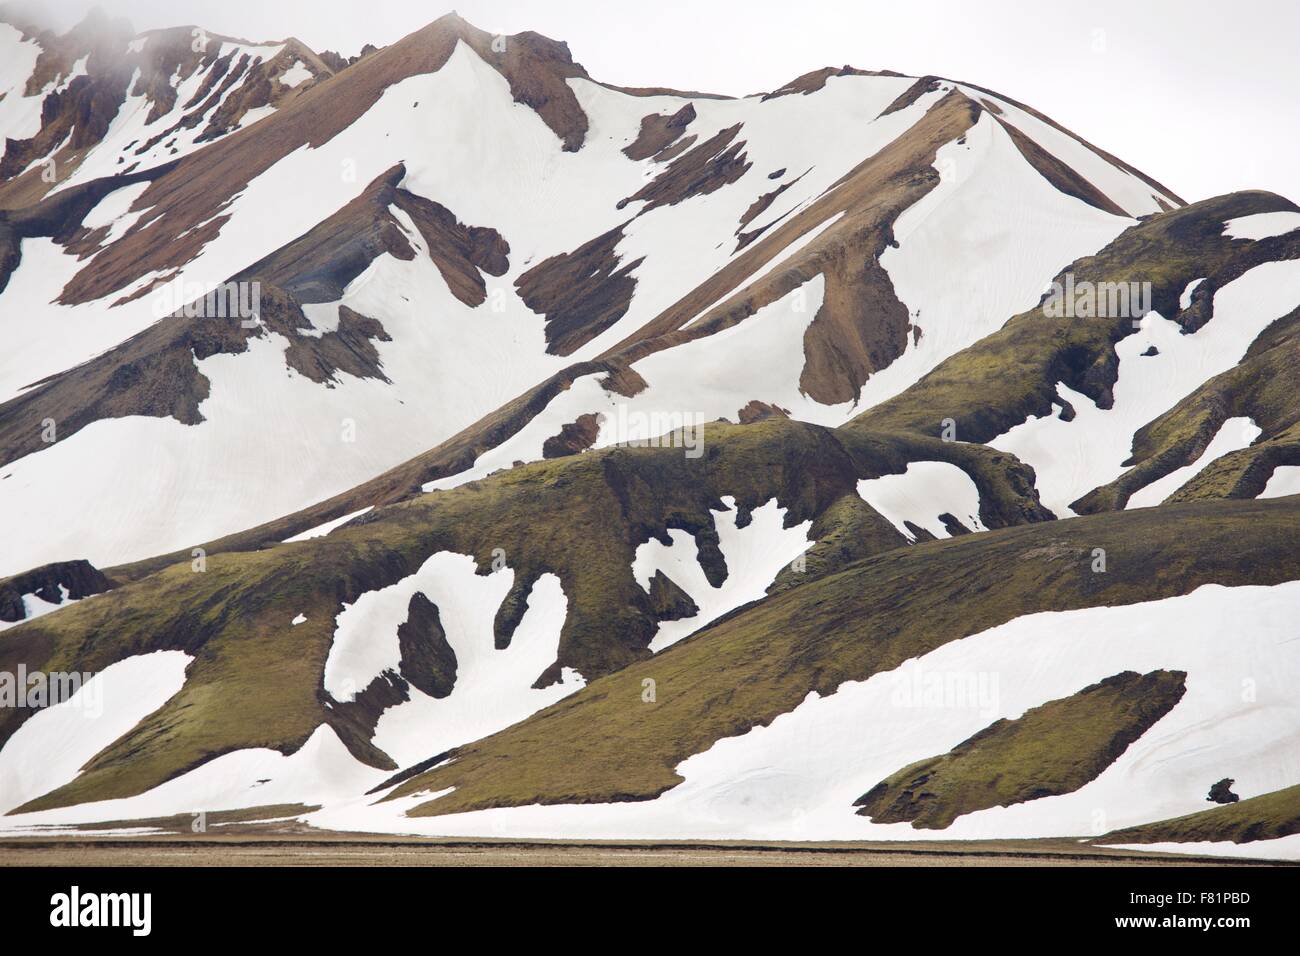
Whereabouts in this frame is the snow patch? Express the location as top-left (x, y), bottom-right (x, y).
top-left (1259, 465), bottom-right (1300, 499)
top-left (283, 506), bottom-right (373, 543)
top-left (1224, 211), bottom-right (1300, 241)
top-left (1179, 276), bottom-right (1205, 310)
top-left (370, 567), bottom-right (583, 768)
top-left (1126, 417), bottom-right (1261, 509)
top-left (992, 260), bottom-right (1300, 516)
top-left (632, 497), bottom-right (813, 652)
top-left (0, 652), bottom-right (191, 815)
top-left (279, 60), bottom-right (312, 89)
top-left (856, 461), bottom-right (985, 541)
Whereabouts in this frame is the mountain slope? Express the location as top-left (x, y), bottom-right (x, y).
top-left (0, 11), bottom-right (1298, 859)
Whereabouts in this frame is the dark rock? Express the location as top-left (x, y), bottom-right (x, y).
top-left (1207, 778), bottom-right (1240, 804)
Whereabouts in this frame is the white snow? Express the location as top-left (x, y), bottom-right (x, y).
top-left (1259, 465), bottom-right (1300, 499)
top-left (79, 180), bottom-right (153, 246)
top-left (1179, 276), bottom-right (1205, 310)
top-left (426, 276), bottom-right (845, 493)
top-left (856, 461), bottom-right (985, 540)
top-left (0, 651), bottom-right (191, 815)
top-left (303, 580), bottom-right (1300, 861)
top-left (868, 113), bottom-right (1131, 414)
top-left (279, 60), bottom-right (312, 89)
top-left (291, 613), bottom-right (307, 625)
top-left (234, 104), bottom-right (276, 130)
top-left (0, 24), bottom-right (45, 142)
top-left (0, 724), bottom-right (384, 832)
top-left (569, 70), bottom-right (945, 356)
top-left (960, 86), bottom-right (1178, 216)
top-left (0, 46), bottom-right (1183, 575)
top-left (323, 552), bottom-right (583, 770)
top-left (1223, 211), bottom-right (1300, 241)
top-left (370, 566), bottom-right (582, 767)
top-left (47, 40), bottom-right (284, 193)
top-left (1126, 417), bottom-right (1261, 509)
top-left (0, 585), bottom-right (76, 633)
top-left (631, 497), bottom-right (813, 652)
top-left (282, 506), bottom-right (373, 542)
top-left (992, 259), bottom-right (1300, 516)
top-left (1104, 834), bottom-right (1300, 861)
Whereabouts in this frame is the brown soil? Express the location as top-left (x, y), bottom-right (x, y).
top-left (623, 103), bottom-right (696, 161)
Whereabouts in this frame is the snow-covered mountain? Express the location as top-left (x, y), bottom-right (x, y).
top-left (1, 10), bottom-right (1298, 860)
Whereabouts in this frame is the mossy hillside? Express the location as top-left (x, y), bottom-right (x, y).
top-left (854, 669), bottom-right (1187, 829)
top-left (6, 535), bottom-right (431, 813)
top-left (4, 416), bottom-right (1050, 812)
top-left (387, 496), bottom-right (1300, 817)
top-left (1074, 309), bottom-right (1300, 510)
top-left (847, 191), bottom-right (1300, 447)
top-left (1101, 783), bottom-right (1300, 846)
top-left (834, 427), bottom-right (1053, 528)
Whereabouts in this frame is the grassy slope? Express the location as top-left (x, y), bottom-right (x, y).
top-left (854, 669), bottom-right (1187, 829)
top-left (1101, 784), bottom-right (1300, 846)
top-left (1077, 310), bottom-right (1300, 509)
top-left (846, 192), bottom-right (1300, 460)
top-left (2, 417), bottom-right (1048, 813)
top-left (386, 496), bottom-right (1300, 817)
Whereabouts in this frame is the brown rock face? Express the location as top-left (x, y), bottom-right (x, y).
top-left (515, 224), bottom-right (643, 356)
top-left (598, 362), bottom-right (649, 398)
top-left (283, 306), bottom-right (392, 385)
top-left (0, 159), bottom-right (519, 465)
top-left (0, 559), bottom-right (113, 622)
top-left (594, 90), bottom-right (982, 412)
top-left (735, 171), bottom-right (806, 250)
top-left (623, 103), bottom-right (696, 161)
top-left (393, 188), bottom-right (510, 307)
top-left (646, 570), bottom-right (699, 621)
top-left (397, 592), bottom-right (458, 699)
top-left (617, 123), bottom-right (751, 212)
top-left (651, 133), bottom-right (697, 164)
top-left (877, 76), bottom-right (942, 118)
top-left (993, 115), bottom-right (1128, 217)
top-left (50, 13), bottom-right (586, 307)
top-left (541, 413), bottom-right (602, 458)
top-left (737, 400), bottom-right (791, 424)
top-left (799, 231), bottom-right (913, 405)
top-left (761, 65), bottom-right (901, 101)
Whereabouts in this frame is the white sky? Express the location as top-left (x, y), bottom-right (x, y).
top-left (10, 0), bottom-right (1299, 204)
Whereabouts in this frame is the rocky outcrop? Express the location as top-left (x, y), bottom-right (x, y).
top-left (617, 123), bottom-right (750, 212)
top-left (542, 413), bottom-right (602, 458)
top-left (854, 670), bottom-right (1187, 828)
top-left (397, 592), bottom-right (458, 699)
top-left (623, 103), bottom-right (696, 161)
top-left (0, 559), bottom-right (112, 622)
top-left (515, 224), bottom-right (643, 355)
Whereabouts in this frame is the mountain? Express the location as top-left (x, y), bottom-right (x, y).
top-left (0, 10), bottom-right (1298, 860)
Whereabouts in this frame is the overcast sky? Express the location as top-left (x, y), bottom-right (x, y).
top-left (11, 0), bottom-right (1299, 204)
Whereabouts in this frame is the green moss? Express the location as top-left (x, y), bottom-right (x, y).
top-left (1075, 310), bottom-right (1300, 511)
top-left (848, 192), bottom-right (1300, 447)
top-left (1102, 784), bottom-right (1300, 845)
top-left (5, 416), bottom-right (1050, 813)
top-left (387, 496), bottom-right (1300, 817)
top-left (854, 670), bottom-right (1186, 829)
